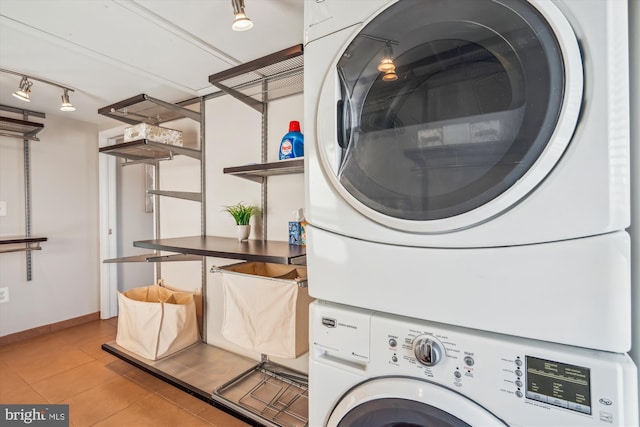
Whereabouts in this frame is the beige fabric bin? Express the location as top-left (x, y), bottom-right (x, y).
top-left (213, 262), bottom-right (313, 359)
top-left (116, 282), bottom-right (200, 361)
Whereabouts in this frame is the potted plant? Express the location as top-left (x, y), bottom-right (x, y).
top-left (224, 203), bottom-right (259, 241)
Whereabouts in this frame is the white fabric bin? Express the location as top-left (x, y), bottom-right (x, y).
top-left (116, 282), bottom-right (200, 360)
top-left (213, 262), bottom-right (313, 359)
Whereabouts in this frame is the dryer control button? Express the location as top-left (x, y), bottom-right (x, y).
top-left (389, 338), bottom-right (397, 348)
top-left (515, 359), bottom-right (523, 366)
top-left (464, 356), bottom-right (474, 366)
top-left (515, 369), bottom-right (523, 377)
top-left (516, 391), bottom-right (523, 398)
top-left (516, 380), bottom-right (523, 388)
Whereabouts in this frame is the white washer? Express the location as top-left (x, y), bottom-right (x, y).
top-left (303, 0), bottom-right (631, 352)
top-left (309, 301), bottom-right (639, 427)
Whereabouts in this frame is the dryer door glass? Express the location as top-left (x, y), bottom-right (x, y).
top-left (335, 0), bottom-right (567, 221)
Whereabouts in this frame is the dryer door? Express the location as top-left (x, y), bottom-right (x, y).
top-left (327, 377), bottom-right (507, 427)
top-left (317, 0), bottom-right (583, 233)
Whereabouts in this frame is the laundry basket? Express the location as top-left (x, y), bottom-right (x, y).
top-left (212, 262), bottom-right (313, 358)
top-left (116, 281), bottom-right (200, 360)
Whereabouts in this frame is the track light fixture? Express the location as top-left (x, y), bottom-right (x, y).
top-left (231, 0), bottom-right (253, 31)
top-left (13, 76), bottom-right (33, 102)
top-left (60, 88), bottom-right (76, 111)
top-left (1, 68), bottom-right (76, 112)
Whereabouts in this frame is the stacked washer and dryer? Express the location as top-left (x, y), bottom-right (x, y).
top-left (303, 0), bottom-right (638, 426)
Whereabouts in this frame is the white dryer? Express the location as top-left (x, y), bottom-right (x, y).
top-left (303, 0), bottom-right (631, 352)
top-left (309, 301), bottom-right (639, 427)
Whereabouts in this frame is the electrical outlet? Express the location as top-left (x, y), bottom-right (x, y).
top-left (0, 201), bottom-right (7, 217)
top-left (0, 287), bottom-right (8, 304)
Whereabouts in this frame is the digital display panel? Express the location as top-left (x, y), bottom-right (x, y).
top-left (526, 356), bottom-right (591, 414)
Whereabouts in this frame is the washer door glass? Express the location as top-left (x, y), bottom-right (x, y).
top-left (327, 0), bottom-right (582, 230)
top-left (327, 378), bottom-right (507, 427)
top-left (337, 398), bottom-right (471, 427)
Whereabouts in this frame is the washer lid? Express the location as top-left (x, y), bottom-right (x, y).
top-left (317, 0), bottom-right (583, 233)
top-left (327, 378), bottom-right (507, 427)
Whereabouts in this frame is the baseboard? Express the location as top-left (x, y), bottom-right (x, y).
top-left (0, 312), bottom-right (101, 346)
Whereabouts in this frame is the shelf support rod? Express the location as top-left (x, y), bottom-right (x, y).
top-left (23, 111), bottom-right (33, 281)
top-left (260, 80), bottom-right (268, 241)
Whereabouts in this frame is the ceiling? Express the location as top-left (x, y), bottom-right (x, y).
top-left (0, 0), bottom-right (303, 130)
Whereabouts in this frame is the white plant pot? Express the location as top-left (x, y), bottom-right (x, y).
top-left (236, 225), bottom-right (251, 242)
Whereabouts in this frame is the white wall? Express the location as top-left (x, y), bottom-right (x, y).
top-left (116, 162), bottom-right (154, 292)
top-left (0, 114), bottom-right (100, 337)
top-left (204, 92), bottom-right (308, 373)
top-left (628, 0), bottom-right (639, 384)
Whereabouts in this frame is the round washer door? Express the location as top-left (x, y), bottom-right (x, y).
top-left (316, 0), bottom-right (583, 233)
top-left (327, 378), bottom-right (507, 427)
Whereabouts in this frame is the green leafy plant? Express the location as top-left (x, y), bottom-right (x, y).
top-left (224, 203), bottom-right (260, 225)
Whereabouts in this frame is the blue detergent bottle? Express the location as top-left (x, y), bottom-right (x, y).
top-left (279, 121), bottom-right (304, 160)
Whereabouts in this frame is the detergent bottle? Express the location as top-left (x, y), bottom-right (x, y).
top-left (279, 121), bottom-right (304, 160)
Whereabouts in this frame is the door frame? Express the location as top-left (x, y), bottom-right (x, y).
top-left (98, 125), bottom-right (126, 319)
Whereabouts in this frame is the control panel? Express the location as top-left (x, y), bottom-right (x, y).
top-left (311, 302), bottom-right (638, 427)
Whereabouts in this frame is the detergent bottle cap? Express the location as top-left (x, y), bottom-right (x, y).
top-left (289, 121), bottom-right (301, 132)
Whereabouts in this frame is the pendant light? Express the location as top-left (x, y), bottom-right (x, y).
top-left (231, 0), bottom-right (253, 31)
top-left (13, 76), bottom-right (33, 102)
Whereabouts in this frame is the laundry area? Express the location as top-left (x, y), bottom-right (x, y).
top-left (0, 1), bottom-right (639, 426)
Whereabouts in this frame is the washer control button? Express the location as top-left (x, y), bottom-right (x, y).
top-left (515, 359), bottom-right (523, 366)
top-left (516, 391), bottom-right (523, 398)
top-left (515, 380), bottom-right (523, 388)
top-left (464, 356), bottom-right (474, 366)
top-left (515, 369), bottom-right (523, 377)
top-left (454, 371), bottom-right (462, 379)
top-left (413, 336), bottom-right (443, 366)
top-left (389, 338), bottom-right (397, 348)
top-left (392, 355), bottom-right (398, 363)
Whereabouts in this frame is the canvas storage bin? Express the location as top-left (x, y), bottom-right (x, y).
top-left (116, 281), bottom-right (200, 360)
top-left (124, 123), bottom-right (183, 146)
top-left (213, 262), bottom-right (314, 358)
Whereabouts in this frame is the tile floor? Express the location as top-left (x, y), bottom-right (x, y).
top-left (0, 319), bottom-right (250, 427)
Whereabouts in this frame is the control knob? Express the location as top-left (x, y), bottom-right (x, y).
top-left (413, 335), bottom-right (444, 366)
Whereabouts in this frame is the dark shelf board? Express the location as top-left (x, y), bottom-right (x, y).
top-left (98, 94), bottom-right (200, 125)
top-left (223, 158), bottom-right (304, 182)
top-left (0, 116), bottom-right (44, 138)
top-left (99, 139), bottom-right (201, 162)
top-left (0, 236), bottom-right (48, 245)
top-left (208, 45), bottom-right (303, 110)
top-left (134, 235), bottom-right (306, 265)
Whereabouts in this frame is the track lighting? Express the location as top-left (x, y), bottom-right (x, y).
top-left (13, 76), bottom-right (33, 102)
top-left (60, 89), bottom-right (76, 111)
top-left (2, 68), bottom-right (76, 112)
top-left (231, 0), bottom-right (253, 31)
